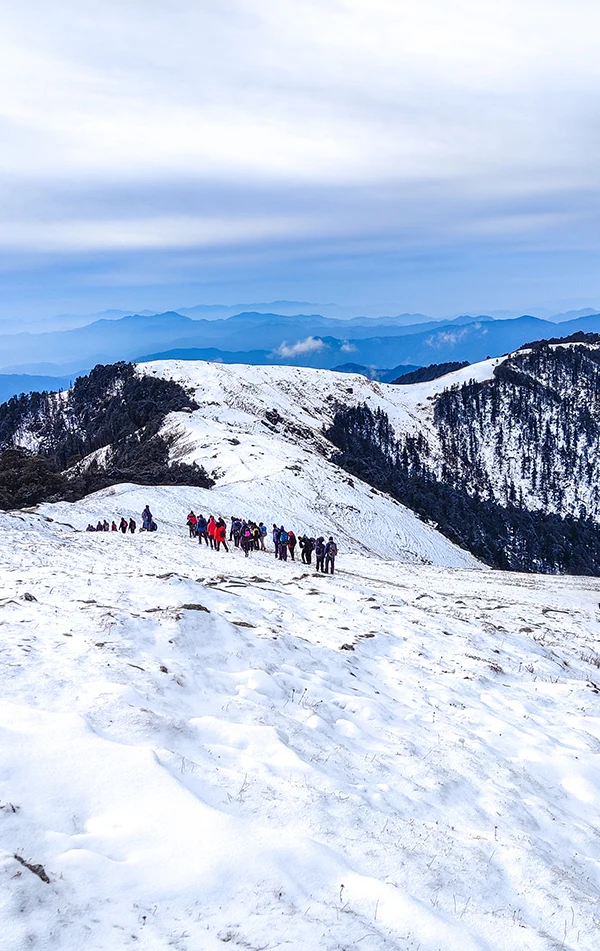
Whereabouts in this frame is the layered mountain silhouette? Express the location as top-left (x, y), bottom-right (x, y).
top-left (2, 307), bottom-right (600, 386)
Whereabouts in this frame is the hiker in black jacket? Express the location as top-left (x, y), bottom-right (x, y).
top-left (325, 537), bottom-right (338, 574)
top-left (141, 505), bottom-right (152, 530)
top-left (315, 537), bottom-right (326, 573)
top-left (231, 518), bottom-right (242, 547)
top-left (300, 535), bottom-right (315, 565)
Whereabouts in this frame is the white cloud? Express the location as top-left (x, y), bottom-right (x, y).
top-left (0, 213), bottom-right (321, 252)
top-left (340, 342), bottom-right (357, 353)
top-left (273, 336), bottom-right (328, 358)
top-left (426, 324), bottom-right (488, 348)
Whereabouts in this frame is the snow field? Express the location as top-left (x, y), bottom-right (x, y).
top-left (1, 507), bottom-right (600, 950)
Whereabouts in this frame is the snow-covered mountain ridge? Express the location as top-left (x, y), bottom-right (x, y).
top-left (3, 344), bottom-right (600, 570)
top-left (1, 505), bottom-right (600, 951)
top-left (139, 355), bottom-right (492, 485)
top-left (276, 336), bottom-right (600, 525)
top-left (141, 348), bottom-right (599, 556)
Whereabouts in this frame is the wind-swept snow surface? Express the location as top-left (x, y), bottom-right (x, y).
top-left (1, 508), bottom-right (600, 951)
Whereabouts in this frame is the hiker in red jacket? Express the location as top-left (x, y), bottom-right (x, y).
top-left (207, 515), bottom-right (217, 549)
top-left (187, 511), bottom-right (198, 538)
top-left (215, 519), bottom-right (229, 552)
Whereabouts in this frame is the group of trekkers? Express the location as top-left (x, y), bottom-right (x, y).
top-left (84, 504), bottom-right (339, 573)
top-left (86, 517), bottom-right (137, 534)
top-left (85, 505), bottom-right (157, 534)
top-left (186, 512), bottom-right (339, 573)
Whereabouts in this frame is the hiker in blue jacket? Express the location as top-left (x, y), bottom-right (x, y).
top-left (258, 522), bottom-right (267, 550)
top-left (196, 514), bottom-right (209, 546)
top-left (278, 526), bottom-right (288, 561)
top-left (272, 524), bottom-right (280, 559)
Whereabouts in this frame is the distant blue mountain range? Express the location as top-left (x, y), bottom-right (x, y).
top-left (137, 313), bottom-right (600, 369)
top-left (1, 308), bottom-right (600, 384)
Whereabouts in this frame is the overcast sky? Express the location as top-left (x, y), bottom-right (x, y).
top-left (2, 0), bottom-right (600, 322)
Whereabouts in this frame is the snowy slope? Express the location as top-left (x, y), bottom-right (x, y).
top-left (103, 359), bottom-right (484, 569)
top-left (140, 355), bottom-right (502, 473)
top-left (141, 356), bottom-right (457, 448)
top-left (1, 508), bottom-right (600, 951)
top-left (386, 356), bottom-right (503, 430)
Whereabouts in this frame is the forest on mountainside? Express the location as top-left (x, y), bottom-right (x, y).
top-left (433, 340), bottom-right (600, 521)
top-left (325, 401), bottom-right (600, 575)
top-left (390, 360), bottom-right (469, 385)
top-left (0, 363), bottom-right (213, 509)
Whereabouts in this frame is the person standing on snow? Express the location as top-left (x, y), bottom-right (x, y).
top-left (207, 515), bottom-right (217, 549)
top-left (272, 524), bottom-right (280, 559)
top-left (300, 535), bottom-right (315, 565)
top-left (119, 517), bottom-right (128, 534)
top-left (325, 537), bottom-right (338, 574)
top-left (231, 518), bottom-right (242, 547)
top-left (240, 523), bottom-right (252, 556)
top-left (196, 514), bottom-right (209, 546)
top-left (141, 505), bottom-right (152, 531)
top-left (129, 518), bottom-right (136, 533)
top-left (278, 526), bottom-right (288, 561)
top-left (251, 523), bottom-right (260, 550)
top-left (111, 521), bottom-right (118, 532)
top-left (315, 537), bottom-right (326, 573)
top-left (258, 522), bottom-right (267, 551)
top-left (187, 511), bottom-right (198, 538)
top-left (215, 519), bottom-right (229, 552)
top-left (287, 530), bottom-right (297, 561)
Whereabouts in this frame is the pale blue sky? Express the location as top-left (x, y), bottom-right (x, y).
top-left (2, 0), bottom-right (600, 323)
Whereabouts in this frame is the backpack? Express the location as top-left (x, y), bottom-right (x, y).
top-left (327, 542), bottom-right (338, 557)
top-left (279, 530), bottom-right (288, 543)
top-left (315, 541), bottom-right (325, 556)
